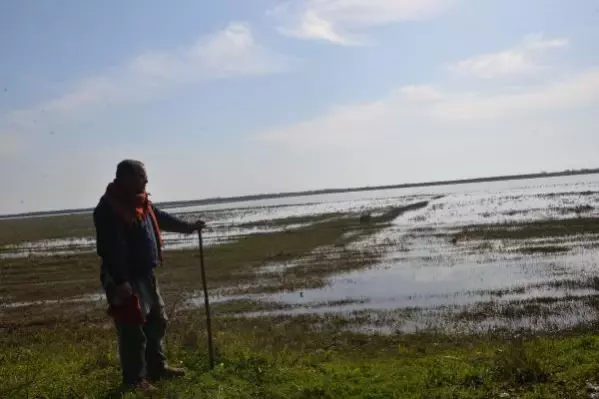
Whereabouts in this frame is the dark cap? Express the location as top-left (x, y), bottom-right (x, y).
top-left (116, 159), bottom-right (146, 180)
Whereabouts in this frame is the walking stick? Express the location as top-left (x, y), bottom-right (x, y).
top-left (198, 229), bottom-right (215, 370)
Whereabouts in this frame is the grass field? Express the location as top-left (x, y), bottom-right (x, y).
top-left (3, 196), bottom-right (599, 398)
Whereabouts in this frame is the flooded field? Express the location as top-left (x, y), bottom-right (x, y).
top-left (2, 174), bottom-right (599, 335)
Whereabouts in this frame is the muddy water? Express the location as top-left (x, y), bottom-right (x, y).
top-left (206, 174), bottom-right (599, 331)
top-left (5, 174), bottom-right (599, 258)
top-left (0, 194), bottom-right (433, 258)
top-left (266, 240), bottom-right (599, 308)
top-left (251, 225), bottom-right (599, 332)
top-left (5, 174), bottom-right (599, 333)
top-left (0, 293), bottom-right (106, 309)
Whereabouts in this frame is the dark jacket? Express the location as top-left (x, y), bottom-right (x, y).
top-left (93, 197), bottom-right (194, 286)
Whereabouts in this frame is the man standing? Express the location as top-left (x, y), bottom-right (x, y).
top-left (93, 160), bottom-right (205, 393)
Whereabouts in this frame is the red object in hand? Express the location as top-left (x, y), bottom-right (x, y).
top-left (107, 294), bottom-right (146, 325)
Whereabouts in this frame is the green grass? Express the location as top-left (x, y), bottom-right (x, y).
top-left (236, 212), bottom-right (347, 229)
top-left (3, 312), bottom-right (599, 398)
top-left (0, 212), bottom-right (95, 247)
top-left (6, 202), bottom-right (599, 398)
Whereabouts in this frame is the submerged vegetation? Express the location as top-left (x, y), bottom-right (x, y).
top-left (454, 217), bottom-right (599, 241)
top-left (3, 184), bottom-right (599, 397)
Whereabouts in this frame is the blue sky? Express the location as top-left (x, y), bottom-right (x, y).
top-left (1, 0), bottom-right (599, 214)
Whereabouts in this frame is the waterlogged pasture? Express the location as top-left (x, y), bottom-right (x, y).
top-left (3, 174), bottom-right (599, 398)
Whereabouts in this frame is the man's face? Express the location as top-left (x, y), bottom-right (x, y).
top-left (124, 165), bottom-right (148, 194)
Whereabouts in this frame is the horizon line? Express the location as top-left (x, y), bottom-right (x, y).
top-left (2, 167), bottom-right (598, 219)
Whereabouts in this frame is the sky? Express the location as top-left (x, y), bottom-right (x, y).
top-left (1, 0), bottom-right (599, 215)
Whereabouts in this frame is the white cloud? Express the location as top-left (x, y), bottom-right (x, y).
top-left (254, 66), bottom-right (599, 147)
top-left (247, 64), bottom-right (599, 196)
top-left (433, 68), bottom-right (599, 121)
top-left (5, 22), bottom-right (292, 131)
top-left (4, 66), bottom-right (599, 214)
top-left (268, 0), bottom-right (455, 45)
top-left (448, 34), bottom-right (569, 79)
top-left (278, 9), bottom-right (354, 45)
top-left (256, 99), bottom-right (390, 147)
top-left (398, 85), bottom-right (444, 102)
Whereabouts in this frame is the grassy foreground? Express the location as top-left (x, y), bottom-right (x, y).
top-left (3, 312), bottom-right (599, 399)
top-left (4, 207), bottom-right (599, 398)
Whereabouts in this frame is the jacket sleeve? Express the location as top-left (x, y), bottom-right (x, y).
top-left (94, 203), bottom-right (130, 286)
top-left (152, 205), bottom-right (195, 234)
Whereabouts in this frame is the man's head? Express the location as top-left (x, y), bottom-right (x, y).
top-left (115, 159), bottom-right (148, 194)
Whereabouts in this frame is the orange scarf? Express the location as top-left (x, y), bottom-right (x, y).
top-left (103, 181), bottom-right (164, 261)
